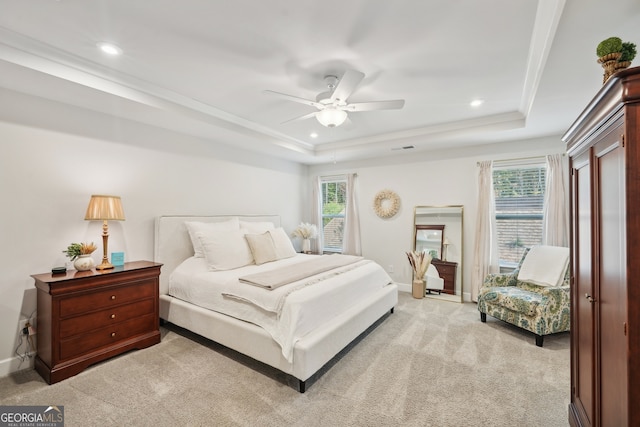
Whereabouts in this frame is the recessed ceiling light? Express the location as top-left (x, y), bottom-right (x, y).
top-left (470, 99), bottom-right (484, 107)
top-left (310, 132), bottom-right (318, 138)
top-left (97, 42), bottom-right (122, 56)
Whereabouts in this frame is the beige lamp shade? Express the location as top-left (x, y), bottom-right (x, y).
top-left (84, 195), bottom-right (125, 221)
top-left (84, 195), bottom-right (124, 270)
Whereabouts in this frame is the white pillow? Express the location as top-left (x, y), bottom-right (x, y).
top-left (196, 229), bottom-right (253, 271)
top-left (239, 220), bottom-right (275, 234)
top-left (268, 227), bottom-right (297, 260)
top-left (245, 232), bottom-right (278, 265)
top-left (185, 218), bottom-right (240, 258)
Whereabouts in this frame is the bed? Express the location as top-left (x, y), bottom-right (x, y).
top-left (154, 215), bottom-right (398, 392)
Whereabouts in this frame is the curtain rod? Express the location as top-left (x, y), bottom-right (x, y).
top-left (319, 173), bottom-right (357, 180)
top-left (477, 153), bottom-right (565, 166)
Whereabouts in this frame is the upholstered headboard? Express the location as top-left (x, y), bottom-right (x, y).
top-left (154, 215), bottom-right (281, 294)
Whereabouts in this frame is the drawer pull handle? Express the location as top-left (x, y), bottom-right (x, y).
top-left (111, 295), bottom-right (116, 300)
top-left (111, 332), bottom-right (116, 337)
top-left (110, 314), bottom-right (116, 319)
top-left (585, 293), bottom-right (596, 303)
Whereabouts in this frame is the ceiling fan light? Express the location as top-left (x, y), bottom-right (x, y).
top-left (316, 108), bottom-right (348, 127)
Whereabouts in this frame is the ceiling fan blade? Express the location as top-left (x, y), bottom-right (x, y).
top-left (345, 99), bottom-right (405, 112)
top-left (263, 90), bottom-right (323, 109)
top-left (330, 69), bottom-right (365, 103)
top-left (280, 111), bottom-right (318, 124)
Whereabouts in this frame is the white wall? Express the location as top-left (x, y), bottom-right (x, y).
top-left (0, 119), bottom-right (306, 377)
top-left (309, 136), bottom-right (567, 299)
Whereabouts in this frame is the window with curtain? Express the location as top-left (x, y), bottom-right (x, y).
top-left (493, 159), bottom-right (546, 269)
top-left (320, 177), bottom-right (347, 253)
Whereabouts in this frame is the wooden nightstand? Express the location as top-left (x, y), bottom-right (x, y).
top-left (430, 259), bottom-right (457, 295)
top-left (31, 260), bottom-right (162, 384)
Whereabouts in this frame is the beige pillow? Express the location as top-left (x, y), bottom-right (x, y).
top-left (245, 232), bottom-right (278, 265)
top-left (185, 218), bottom-right (240, 258)
top-left (196, 229), bottom-right (253, 270)
top-left (268, 227), bottom-right (297, 260)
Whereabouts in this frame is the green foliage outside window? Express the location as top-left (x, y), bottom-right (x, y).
top-left (493, 168), bottom-right (545, 198)
top-left (321, 180), bottom-right (347, 251)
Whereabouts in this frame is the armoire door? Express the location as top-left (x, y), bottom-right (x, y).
top-left (571, 148), bottom-right (595, 427)
top-left (594, 121), bottom-right (628, 427)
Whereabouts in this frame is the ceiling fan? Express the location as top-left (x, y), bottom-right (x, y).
top-left (264, 69), bottom-right (405, 128)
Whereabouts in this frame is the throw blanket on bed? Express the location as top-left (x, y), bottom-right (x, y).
top-left (223, 256), bottom-right (369, 315)
top-left (238, 254), bottom-right (363, 289)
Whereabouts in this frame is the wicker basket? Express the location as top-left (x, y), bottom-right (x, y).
top-left (598, 52), bottom-right (623, 84)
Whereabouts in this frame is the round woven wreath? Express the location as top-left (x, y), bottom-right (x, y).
top-left (373, 189), bottom-right (400, 219)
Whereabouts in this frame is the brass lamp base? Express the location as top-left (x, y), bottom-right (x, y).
top-left (96, 220), bottom-right (114, 270)
top-left (95, 261), bottom-right (114, 270)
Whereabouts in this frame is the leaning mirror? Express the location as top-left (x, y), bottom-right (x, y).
top-left (413, 206), bottom-right (463, 303)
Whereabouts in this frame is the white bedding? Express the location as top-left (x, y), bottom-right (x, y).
top-left (169, 254), bottom-right (393, 362)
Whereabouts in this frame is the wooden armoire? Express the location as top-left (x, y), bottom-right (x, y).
top-left (562, 66), bottom-right (640, 427)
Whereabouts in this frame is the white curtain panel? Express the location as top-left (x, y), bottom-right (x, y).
top-left (471, 160), bottom-right (499, 301)
top-left (342, 173), bottom-right (362, 256)
top-left (312, 176), bottom-right (324, 254)
top-left (543, 154), bottom-right (570, 247)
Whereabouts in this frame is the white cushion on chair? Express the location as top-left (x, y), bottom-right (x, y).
top-left (425, 264), bottom-right (444, 290)
top-left (517, 245), bottom-right (569, 287)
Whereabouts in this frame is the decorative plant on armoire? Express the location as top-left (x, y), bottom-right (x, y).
top-left (597, 36), bottom-right (637, 84)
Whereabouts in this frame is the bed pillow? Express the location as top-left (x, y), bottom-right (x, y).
top-left (185, 218), bottom-right (240, 258)
top-left (245, 232), bottom-right (278, 265)
top-left (268, 227), bottom-right (297, 260)
top-left (196, 229), bottom-right (254, 270)
top-left (239, 220), bottom-right (275, 234)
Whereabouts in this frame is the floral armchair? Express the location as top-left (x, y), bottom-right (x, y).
top-left (477, 247), bottom-right (570, 347)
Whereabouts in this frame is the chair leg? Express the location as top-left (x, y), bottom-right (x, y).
top-left (480, 312), bottom-right (486, 323)
top-left (535, 334), bottom-right (544, 347)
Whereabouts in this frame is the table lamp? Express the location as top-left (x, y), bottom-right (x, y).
top-left (84, 195), bottom-right (125, 270)
top-left (443, 237), bottom-right (450, 261)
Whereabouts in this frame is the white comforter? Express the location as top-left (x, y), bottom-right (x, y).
top-left (169, 254), bottom-right (393, 362)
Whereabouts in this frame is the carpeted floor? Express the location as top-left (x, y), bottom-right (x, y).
top-left (0, 292), bottom-right (570, 426)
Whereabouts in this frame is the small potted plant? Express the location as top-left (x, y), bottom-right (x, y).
top-left (596, 37), bottom-right (636, 84)
top-left (63, 242), bottom-right (97, 271)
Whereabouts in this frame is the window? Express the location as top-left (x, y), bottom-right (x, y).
top-left (320, 177), bottom-right (346, 252)
top-left (493, 160), bottom-right (546, 269)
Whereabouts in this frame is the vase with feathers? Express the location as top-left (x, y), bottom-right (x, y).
top-left (292, 222), bottom-right (318, 254)
top-left (406, 251), bottom-right (432, 299)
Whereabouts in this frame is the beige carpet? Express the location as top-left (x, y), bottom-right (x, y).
top-left (0, 292), bottom-right (570, 426)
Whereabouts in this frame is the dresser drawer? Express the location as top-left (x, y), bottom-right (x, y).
top-left (59, 279), bottom-right (156, 317)
top-left (436, 265), bottom-right (455, 276)
top-left (59, 298), bottom-right (155, 338)
top-left (59, 313), bottom-right (156, 361)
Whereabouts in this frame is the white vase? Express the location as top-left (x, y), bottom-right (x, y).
top-left (302, 239), bottom-right (311, 254)
top-left (74, 254), bottom-right (94, 271)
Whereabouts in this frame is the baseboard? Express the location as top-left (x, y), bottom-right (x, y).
top-left (0, 354), bottom-right (35, 378)
top-left (396, 282), bottom-right (411, 293)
